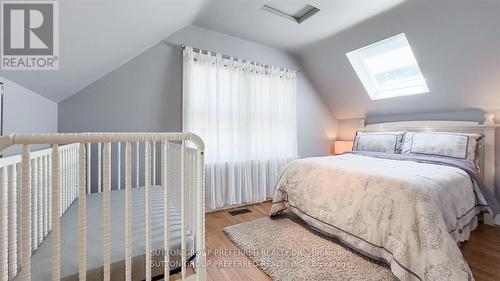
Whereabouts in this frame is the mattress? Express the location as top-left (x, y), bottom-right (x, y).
top-left (15, 186), bottom-right (195, 281)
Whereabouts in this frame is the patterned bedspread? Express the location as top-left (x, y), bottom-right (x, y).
top-left (270, 153), bottom-right (497, 281)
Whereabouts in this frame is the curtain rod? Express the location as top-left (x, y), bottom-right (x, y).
top-left (180, 44), bottom-right (300, 73)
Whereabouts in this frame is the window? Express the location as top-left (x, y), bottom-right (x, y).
top-left (346, 33), bottom-right (429, 100)
top-left (182, 46), bottom-right (298, 210)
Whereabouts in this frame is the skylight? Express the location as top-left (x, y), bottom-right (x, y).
top-left (346, 33), bottom-right (429, 100)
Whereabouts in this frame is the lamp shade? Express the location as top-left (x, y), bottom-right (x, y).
top-left (333, 140), bottom-right (354, 155)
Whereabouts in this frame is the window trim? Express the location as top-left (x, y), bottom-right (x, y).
top-left (346, 33), bottom-right (429, 100)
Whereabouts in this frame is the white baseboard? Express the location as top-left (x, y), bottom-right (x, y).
top-left (496, 215), bottom-right (500, 225)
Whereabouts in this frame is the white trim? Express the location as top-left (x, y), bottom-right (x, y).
top-left (346, 33), bottom-right (429, 100)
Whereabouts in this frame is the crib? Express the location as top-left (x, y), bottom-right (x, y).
top-left (0, 132), bottom-right (206, 281)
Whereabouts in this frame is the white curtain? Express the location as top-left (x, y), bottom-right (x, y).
top-left (182, 46), bottom-right (298, 210)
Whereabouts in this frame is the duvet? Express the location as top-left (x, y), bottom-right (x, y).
top-left (270, 152), bottom-right (499, 281)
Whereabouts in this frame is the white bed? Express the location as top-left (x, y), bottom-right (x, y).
top-left (270, 117), bottom-right (499, 281)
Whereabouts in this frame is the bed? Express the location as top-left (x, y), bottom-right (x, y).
top-left (270, 118), bottom-right (499, 281)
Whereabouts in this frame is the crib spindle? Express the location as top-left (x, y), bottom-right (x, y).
top-left (103, 143), bottom-right (111, 281)
top-left (152, 142), bottom-right (156, 186)
top-left (65, 150), bottom-right (68, 211)
top-left (37, 157), bottom-right (43, 245)
top-left (97, 143), bottom-right (102, 193)
top-left (72, 147), bottom-right (76, 204)
top-left (73, 146), bottom-right (78, 199)
top-left (180, 141), bottom-right (186, 279)
top-left (16, 163), bottom-right (21, 275)
top-left (0, 168), bottom-right (7, 281)
top-left (61, 150), bottom-right (65, 214)
top-left (86, 143), bottom-right (91, 194)
top-left (66, 148), bottom-right (75, 202)
top-left (67, 149), bottom-right (71, 209)
top-left (125, 142), bottom-right (132, 281)
top-left (79, 144), bottom-right (87, 281)
top-left (65, 150), bottom-right (69, 213)
top-left (21, 145), bottom-right (31, 281)
top-left (31, 158), bottom-right (38, 251)
top-left (51, 145), bottom-right (61, 281)
top-left (74, 147), bottom-right (78, 200)
top-left (8, 165), bottom-right (17, 279)
top-left (62, 150), bottom-right (66, 213)
top-left (162, 142), bottom-right (170, 278)
top-left (43, 156), bottom-right (48, 238)
top-left (117, 142), bottom-right (121, 190)
top-left (48, 156), bottom-right (52, 231)
top-left (69, 147), bottom-right (73, 207)
top-left (69, 148), bottom-right (73, 204)
top-left (145, 142), bottom-right (152, 281)
top-left (190, 153), bottom-right (196, 238)
top-left (136, 142), bottom-right (140, 188)
top-left (196, 143), bottom-right (207, 281)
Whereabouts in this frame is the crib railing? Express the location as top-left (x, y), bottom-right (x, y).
top-left (0, 133), bottom-right (206, 281)
top-left (0, 143), bottom-right (79, 280)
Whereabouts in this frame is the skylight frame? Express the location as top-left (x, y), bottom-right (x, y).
top-left (346, 33), bottom-right (429, 100)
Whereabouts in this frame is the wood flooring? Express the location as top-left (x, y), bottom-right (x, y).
top-left (168, 201), bottom-right (500, 281)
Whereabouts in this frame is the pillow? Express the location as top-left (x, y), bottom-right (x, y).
top-left (353, 131), bottom-right (405, 153)
top-left (401, 132), bottom-right (483, 163)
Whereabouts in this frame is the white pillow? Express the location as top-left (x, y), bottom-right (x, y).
top-left (401, 132), bottom-right (482, 163)
top-left (353, 131), bottom-right (405, 153)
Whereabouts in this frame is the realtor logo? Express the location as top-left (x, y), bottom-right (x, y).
top-left (1, 1), bottom-right (59, 70)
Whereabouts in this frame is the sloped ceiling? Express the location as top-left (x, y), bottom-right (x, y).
top-left (296, 0), bottom-right (500, 119)
top-left (194, 0), bottom-right (406, 52)
top-left (0, 0), bottom-right (406, 103)
top-left (2, 0), bottom-right (499, 120)
top-left (0, 0), bottom-right (205, 102)
top-left (195, 0), bottom-right (500, 119)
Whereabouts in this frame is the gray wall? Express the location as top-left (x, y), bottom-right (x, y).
top-left (336, 109), bottom-right (500, 202)
top-left (0, 77), bottom-right (58, 155)
top-left (297, 0), bottom-right (500, 119)
top-left (58, 25), bottom-right (337, 157)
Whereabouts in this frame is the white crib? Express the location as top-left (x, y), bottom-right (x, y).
top-left (0, 133), bottom-right (206, 281)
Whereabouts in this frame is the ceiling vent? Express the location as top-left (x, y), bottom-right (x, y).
top-left (262, 2), bottom-right (320, 24)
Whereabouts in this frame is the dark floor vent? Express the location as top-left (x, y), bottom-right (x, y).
top-left (228, 208), bottom-right (252, 216)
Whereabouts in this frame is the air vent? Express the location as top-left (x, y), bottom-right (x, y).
top-left (228, 208), bottom-right (252, 216)
top-left (262, 3), bottom-right (320, 24)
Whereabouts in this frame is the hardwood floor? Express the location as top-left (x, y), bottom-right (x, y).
top-left (460, 223), bottom-right (500, 281)
top-left (198, 201), bottom-right (500, 281)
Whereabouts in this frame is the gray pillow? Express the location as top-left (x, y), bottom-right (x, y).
top-left (353, 131), bottom-right (405, 153)
top-left (401, 132), bottom-right (482, 163)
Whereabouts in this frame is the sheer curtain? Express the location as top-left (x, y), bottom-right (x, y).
top-left (182, 46), bottom-right (298, 210)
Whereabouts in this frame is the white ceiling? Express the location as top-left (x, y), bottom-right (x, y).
top-left (194, 0), bottom-right (406, 52)
top-left (0, 0), bottom-right (205, 102)
top-left (0, 0), bottom-right (407, 102)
